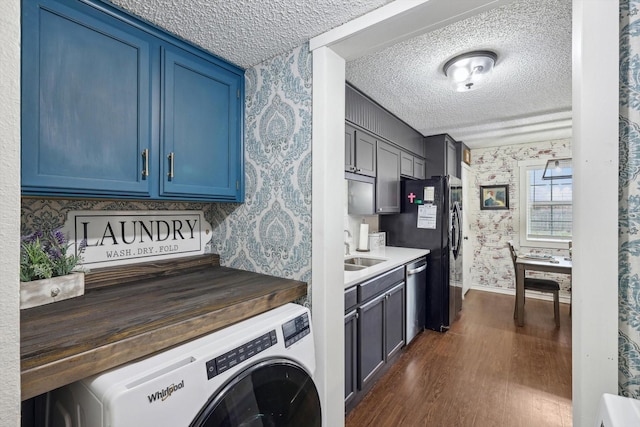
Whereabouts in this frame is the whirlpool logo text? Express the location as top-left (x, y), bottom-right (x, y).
top-left (147, 380), bottom-right (185, 403)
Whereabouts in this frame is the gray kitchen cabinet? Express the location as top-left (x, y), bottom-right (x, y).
top-left (414, 157), bottom-right (425, 179)
top-left (401, 150), bottom-right (427, 180)
top-left (355, 130), bottom-right (377, 177)
top-left (345, 286), bottom-right (358, 313)
top-left (346, 84), bottom-right (423, 157)
top-left (385, 282), bottom-right (406, 359)
top-left (376, 141), bottom-right (401, 214)
top-left (400, 151), bottom-right (414, 177)
top-left (345, 123), bottom-right (376, 177)
top-left (344, 265), bottom-right (406, 413)
top-left (345, 124), bottom-right (356, 172)
top-left (344, 309), bottom-right (358, 408)
top-left (358, 293), bottom-right (386, 390)
top-left (448, 140), bottom-right (458, 177)
top-left (424, 133), bottom-right (459, 178)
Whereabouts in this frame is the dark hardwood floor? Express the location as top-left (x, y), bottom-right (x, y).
top-left (345, 290), bottom-right (572, 427)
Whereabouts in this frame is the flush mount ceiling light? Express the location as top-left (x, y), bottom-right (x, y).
top-left (542, 158), bottom-right (572, 180)
top-left (443, 50), bottom-right (497, 92)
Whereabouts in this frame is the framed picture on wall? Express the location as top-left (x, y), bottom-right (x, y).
top-left (480, 184), bottom-right (509, 210)
top-left (463, 149), bottom-right (471, 165)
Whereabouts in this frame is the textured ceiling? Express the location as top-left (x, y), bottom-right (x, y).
top-left (346, 0), bottom-right (572, 148)
top-left (108, 0), bottom-right (571, 148)
top-left (108, 0), bottom-right (393, 69)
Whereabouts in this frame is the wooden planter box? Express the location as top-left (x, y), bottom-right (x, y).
top-left (20, 272), bottom-right (85, 310)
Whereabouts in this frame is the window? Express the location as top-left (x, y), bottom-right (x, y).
top-left (519, 160), bottom-right (572, 248)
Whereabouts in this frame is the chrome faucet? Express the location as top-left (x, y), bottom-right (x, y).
top-left (344, 229), bottom-right (352, 256)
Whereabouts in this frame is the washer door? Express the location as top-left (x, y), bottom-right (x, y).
top-left (190, 358), bottom-right (321, 427)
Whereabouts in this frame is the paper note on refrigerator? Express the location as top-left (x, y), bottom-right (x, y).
top-left (417, 204), bottom-right (437, 229)
top-left (423, 186), bottom-right (435, 202)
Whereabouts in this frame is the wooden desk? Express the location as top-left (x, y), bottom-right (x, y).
top-left (515, 255), bottom-right (572, 326)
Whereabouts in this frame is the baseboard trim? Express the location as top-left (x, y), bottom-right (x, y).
top-left (468, 285), bottom-right (571, 305)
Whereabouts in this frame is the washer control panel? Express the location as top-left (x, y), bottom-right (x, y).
top-left (282, 313), bottom-right (310, 348)
top-left (206, 329), bottom-right (277, 380)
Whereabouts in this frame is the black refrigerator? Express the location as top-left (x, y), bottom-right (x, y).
top-left (379, 176), bottom-right (463, 332)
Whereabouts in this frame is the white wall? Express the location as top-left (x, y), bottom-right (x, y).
top-left (0, 0), bottom-right (23, 425)
top-left (468, 139), bottom-right (572, 295)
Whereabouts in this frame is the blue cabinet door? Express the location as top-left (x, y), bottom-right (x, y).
top-left (21, 0), bottom-right (152, 197)
top-left (160, 46), bottom-right (243, 200)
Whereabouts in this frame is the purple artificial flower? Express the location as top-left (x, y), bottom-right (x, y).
top-left (47, 246), bottom-right (63, 261)
top-left (50, 229), bottom-right (66, 245)
top-left (21, 230), bottom-right (43, 243)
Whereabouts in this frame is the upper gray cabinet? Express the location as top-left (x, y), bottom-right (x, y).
top-left (355, 130), bottom-right (377, 177)
top-left (345, 124), bottom-right (356, 172)
top-left (400, 151), bottom-right (414, 177)
top-left (424, 133), bottom-right (460, 179)
top-left (345, 124), bottom-right (377, 177)
top-left (413, 157), bottom-right (425, 179)
top-left (345, 83), bottom-right (427, 212)
top-left (400, 150), bottom-right (425, 180)
top-left (345, 84), bottom-right (424, 158)
top-left (376, 141), bottom-right (401, 214)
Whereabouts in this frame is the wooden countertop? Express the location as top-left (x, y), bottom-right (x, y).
top-left (20, 255), bottom-right (307, 400)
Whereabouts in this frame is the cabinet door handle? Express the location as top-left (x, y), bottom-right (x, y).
top-left (355, 312), bottom-right (359, 320)
top-left (168, 152), bottom-right (175, 179)
top-left (142, 149), bottom-right (149, 177)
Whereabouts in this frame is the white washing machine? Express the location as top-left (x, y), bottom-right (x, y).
top-left (595, 393), bottom-right (640, 427)
top-left (48, 303), bottom-right (321, 427)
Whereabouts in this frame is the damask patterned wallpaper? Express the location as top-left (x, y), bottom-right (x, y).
top-left (210, 44), bottom-right (312, 285)
top-left (619, 1), bottom-right (640, 398)
top-left (21, 44), bottom-right (312, 293)
top-left (469, 140), bottom-right (572, 296)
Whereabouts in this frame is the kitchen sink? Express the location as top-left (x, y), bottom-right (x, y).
top-left (344, 256), bottom-right (387, 267)
top-left (344, 264), bottom-right (367, 271)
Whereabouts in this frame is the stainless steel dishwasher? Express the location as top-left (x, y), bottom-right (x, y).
top-left (406, 257), bottom-right (427, 345)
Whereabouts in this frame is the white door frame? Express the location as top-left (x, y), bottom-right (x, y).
top-left (461, 162), bottom-right (472, 297)
top-left (311, 1), bottom-right (619, 426)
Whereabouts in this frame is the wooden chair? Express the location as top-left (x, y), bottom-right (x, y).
top-left (507, 241), bottom-right (560, 326)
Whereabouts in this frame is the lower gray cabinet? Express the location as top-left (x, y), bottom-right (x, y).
top-left (344, 309), bottom-right (358, 407)
top-left (385, 282), bottom-right (406, 359)
top-left (345, 269), bottom-right (406, 413)
top-left (358, 293), bottom-right (386, 390)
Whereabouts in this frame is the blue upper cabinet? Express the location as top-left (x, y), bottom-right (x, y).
top-left (21, 0), bottom-right (152, 197)
top-left (161, 46), bottom-right (242, 199)
top-left (21, 0), bottom-right (245, 202)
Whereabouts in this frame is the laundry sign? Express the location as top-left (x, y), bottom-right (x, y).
top-left (61, 211), bottom-right (212, 268)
